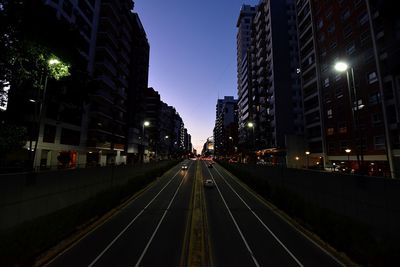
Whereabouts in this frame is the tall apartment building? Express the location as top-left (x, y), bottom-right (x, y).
top-left (295, 0), bottom-right (325, 164)
top-left (296, 0), bottom-right (397, 175)
top-left (213, 96), bottom-right (238, 157)
top-left (14, 0), bottom-right (102, 169)
top-left (86, 0), bottom-right (136, 165)
top-left (6, 0), bottom-right (152, 168)
top-left (366, 0), bottom-right (400, 176)
top-left (250, 0), bottom-right (302, 155)
top-left (127, 12), bottom-right (150, 163)
top-left (236, 5), bottom-right (256, 148)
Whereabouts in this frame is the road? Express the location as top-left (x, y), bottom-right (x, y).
top-left (43, 159), bottom-right (345, 267)
top-left (202, 160), bottom-right (344, 267)
top-left (45, 160), bottom-right (195, 267)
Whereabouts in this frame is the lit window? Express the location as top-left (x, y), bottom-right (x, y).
top-left (368, 72), bottom-right (378, 84)
top-left (374, 136), bottom-right (385, 150)
top-left (324, 78), bottom-right (330, 87)
top-left (327, 128), bottom-right (334, 135)
top-left (327, 109), bottom-right (333, 118)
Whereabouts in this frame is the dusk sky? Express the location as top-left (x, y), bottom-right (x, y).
top-left (135, 0), bottom-right (259, 153)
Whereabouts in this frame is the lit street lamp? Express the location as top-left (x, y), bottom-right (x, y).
top-left (305, 151), bottom-right (310, 169)
top-left (247, 122), bottom-right (255, 150)
top-left (32, 56), bottom-right (70, 169)
top-left (334, 61), bottom-right (363, 172)
top-left (345, 148), bottom-right (351, 161)
top-left (141, 121), bottom-right (150, 162)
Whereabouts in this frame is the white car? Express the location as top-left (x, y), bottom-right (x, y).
top-left (204, 179), bottom-right (214, 188)
top-left (181, 165), bottom-right (188, 170)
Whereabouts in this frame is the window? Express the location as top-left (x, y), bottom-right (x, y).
top-left (336, 87), bottom-right (344, 99)
top-left (368, 72), bottom-right (378, 84)
top-left (43, 124), bottom-right (56, 143)
top-left (338, 122), bottom-right (347, 133)
top-left (327, 109), bottom-right (333, 118)
top-left (372, 113), bottom-right (382, 127)
top-left (361, 30), bottom-right (371, 45)
top-left (369, 92), bottom-right (381, 105)
top-left (346, 43), bottom-right (356, 54)
top-left (335, 73), bottom-right (342, 81)
top-left (341, 9), bottom-right (350, 21)
top-left (343, 25), bottom-right (353, 38)
top-left (327, 127), bottom-right (334, 135)
top-left (359, 12), bottom-right (369, 25)
top-left (318, 19), bottom-right (324, 29)
top-left (318, 33), bottom-right (325, 43)
top-left (328, 24), bottom-right (336, 33)
top-left (60, 128), bottom-right (80, 146)
top-left (324, 77), bottom-right (330, 87)
top-left (330, 42), bottom-right (337, 49)
top-left (374, 136), bottom-right (385, 150)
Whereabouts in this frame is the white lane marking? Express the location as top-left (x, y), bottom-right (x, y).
top-left (204, 161), bottom-right (260, 267)
top-left (134, 165), bottom-right (189, 267)
top-left (88, 165), bottom-right (185, 267)
top-left (217, 165), bottom-right (345, 267)
top-left (213, 166), bottom-right (303, 266)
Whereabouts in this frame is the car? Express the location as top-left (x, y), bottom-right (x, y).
top-left (207, 163), bottom-right (213, 168)
top-left (181, 165), bottom-right (188, 170)
top-left (204, 179), bottom-right (214, 188)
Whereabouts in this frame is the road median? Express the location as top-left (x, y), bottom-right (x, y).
top-left (182, 161), bottom-right (210, 267)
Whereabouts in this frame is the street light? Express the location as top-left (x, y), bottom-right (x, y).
top-left (32, 56), bottom-right (70, 169)
top-left (141, 121), bottom-right (150, 162)
top-left (334, 61), bottom-right (363, 172)
top-left (247, 122), bottom-right (255, 150)
top-left (305, 151), bottom-right (310, 169)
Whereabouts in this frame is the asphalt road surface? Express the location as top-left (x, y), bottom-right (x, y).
top-left (44, 159), bottom-right (345, 267)
top-left (202, 160), bottom-right (344, 267)
top-left (45, 160), bottom-right (195, 267)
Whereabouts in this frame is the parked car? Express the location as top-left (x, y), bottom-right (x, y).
top-left (204, 179), bottom-right (214, 188)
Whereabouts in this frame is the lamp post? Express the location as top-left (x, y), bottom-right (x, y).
top-left (141, 121), bottom-right (150, 162)
top-left (334, 61), bottom-right (363, 172)
top-left (229, 136), bottom-right (233, 156)
top-left (247, 122), bottom-right (255, 150)
top-left (345, 148), bottom-right (351, 161)
top-left (32, 56), bottom-right (70, 170)
top-left (305, 151), bottom-right (310, 169)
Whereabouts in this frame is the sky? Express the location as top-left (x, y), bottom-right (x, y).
top-left (135, 0), bottom-right (259, 153)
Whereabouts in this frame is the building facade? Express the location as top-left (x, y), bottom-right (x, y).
top-left (213, 96), bottom-right (238, 157)
top-left (236, 5), bottom-right (257, 149)
top-left (296, 0), bottom-right (397, 175)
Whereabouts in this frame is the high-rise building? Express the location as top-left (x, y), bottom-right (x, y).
top-left (236, 5), bottom-right (256, 148)
top-left (295, 0), bottom-right (396, 175)
top-left (213, 96), bottom-right (238, 157)
top-left (236, 0), bottom-right (302, 165)
top-left (250, 0), bottom-right (302, 155)
top-left (366, 0), bottom-right (400, 176)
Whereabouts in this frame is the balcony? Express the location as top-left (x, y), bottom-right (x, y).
top-left (97, 75), bottom-right (116, 90)
top-left (90, 89), bottom-right (113, 105)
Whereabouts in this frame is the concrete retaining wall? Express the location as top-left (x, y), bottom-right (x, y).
top-left (224, 164), bottom-right (400, 241)
top-left (0, 162), bottom-right (172, 231)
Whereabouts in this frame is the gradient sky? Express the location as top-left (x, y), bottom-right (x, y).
top-left (135, 0), bottom-right (259, 153)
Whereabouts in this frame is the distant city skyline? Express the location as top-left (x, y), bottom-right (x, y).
top-left (135, 0), bottom-right (259, 153)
